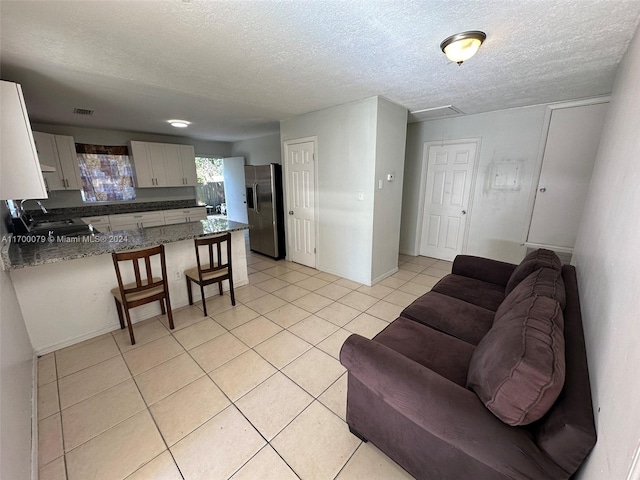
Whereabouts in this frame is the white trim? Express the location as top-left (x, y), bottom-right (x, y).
top-left (398, 248), bottom-right (417, 257)
top-left (522, 96), bottom-right (611, 245)
top-left (31, 352), bottom-right (38, 480)
top-left (524, 242), bottom-right (574, 254)
top-left (414, 138), bottom-right (482, 260)
top-left (370, 266), bottom-right (399, 286)
top-left (414, 95), bottom-right (611, 125)
top-left (282, 136), bottom-right (319, 267)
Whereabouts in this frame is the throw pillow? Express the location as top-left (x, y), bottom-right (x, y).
top-left (496, 267), bottom-right (566, 319)
top-left (467, 295), bottom-right (565, 426)
top-left (505, 249), bottom-right (562, 295)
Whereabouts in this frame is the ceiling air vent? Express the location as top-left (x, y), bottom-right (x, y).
top-left (408, 105), bottom-right (464, 123)
top-left (73, 108), bottom-right (94, 116)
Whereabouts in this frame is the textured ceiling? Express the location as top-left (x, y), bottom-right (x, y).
top-left (2, 0), bottom-right (640, 141)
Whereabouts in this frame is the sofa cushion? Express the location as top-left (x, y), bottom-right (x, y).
top-left (402, 291), bottom-right (494, 346)
top-left (496, 268), bottom-right (566, 319)
top-left (467, 295), bottom-right (565, 426)
top-left (374, 316), bottom-right (475, 387)
top-left (505, 249), bottom-right (562, 295)
top-left (431, 274), bottom-right (505, 311)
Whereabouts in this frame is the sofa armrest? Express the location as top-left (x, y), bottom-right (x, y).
top-left (340, 334), bottom-right (568, 479)
top-left (452, 255), bottom-right (516, 286)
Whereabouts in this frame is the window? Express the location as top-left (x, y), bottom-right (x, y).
top-left (195, 156), bottom-right (226, 214)
top-left (76, 144), bottom-right (136, 202)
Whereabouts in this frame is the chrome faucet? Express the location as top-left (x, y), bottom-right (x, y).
top-left (19, 199), bottom-right (48, 218)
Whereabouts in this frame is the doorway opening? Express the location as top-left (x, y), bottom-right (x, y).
top-left (195, 156), bottom-right (226, 217)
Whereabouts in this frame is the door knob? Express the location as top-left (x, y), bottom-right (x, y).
top-left (539, 187), bottom-right (547, 192)
top-left (462, 210), bottom-right (466, 215)
top-left (288, 211), bottom-right (294, 215)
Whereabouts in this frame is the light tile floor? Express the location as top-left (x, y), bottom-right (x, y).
top-left (37, 242), bottom-right (451, 480)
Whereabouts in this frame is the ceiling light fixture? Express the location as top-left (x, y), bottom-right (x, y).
top-left (440, 31), bottom-right (486, 65)
top-left (168, 119), bottom-right (190, 128)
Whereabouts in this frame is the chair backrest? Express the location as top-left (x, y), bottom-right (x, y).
top-left (112, 245), bottom-right (168, 302)
top-left (194, 233), bottom-right (232, 280)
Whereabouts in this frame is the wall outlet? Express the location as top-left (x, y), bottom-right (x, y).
top-left (357, 191), bottom-right (364, 201)
top-left (173, 271), bottom-right (182, 280)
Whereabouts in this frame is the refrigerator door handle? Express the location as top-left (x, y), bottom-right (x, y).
top-left (253, 183), bottom-right (259, 214)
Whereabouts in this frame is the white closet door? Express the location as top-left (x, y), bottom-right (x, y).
top-left (528, 102), bottom-right (608, 249)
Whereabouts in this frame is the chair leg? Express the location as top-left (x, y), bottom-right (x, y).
top-left (160, 298), bottom-right (166, 315)
top-left (124, 308), bottom-right (136, 345)
top-left (228, 275), bottom-right (236, 306)
top-left (164, 293), bottom-right (175, 330)
top-left (114, 297), bottom-right (125, 329)
top-left (186, 277), bottom-right (193, 305)
top-left (218, 281), bottom-right (223, 296)
top-left (200, 283), bottom-right (208, 316)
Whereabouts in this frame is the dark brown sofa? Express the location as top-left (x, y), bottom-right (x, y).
top-left (340, 250), bottom-right (596, 479)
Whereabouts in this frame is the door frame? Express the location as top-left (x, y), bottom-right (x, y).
top-left (282, 136), bottom-right (319, 266)
top-left (414, 138), bottom-right (481, 258)
top-left (522, 96), bottom-right (610, 248)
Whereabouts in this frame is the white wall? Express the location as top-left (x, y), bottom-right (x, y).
top-left (371, 98), bottom-right (407, 281)
top-left (30, 123), bottom-right (233, 209)
top-left (281, 97), bottom-right (378, 284)
top-left (231, 133), bottom-right (281, 165)
top-left (573, 23), bottom-right (640, 480)
top-left (400, 106), bottom-right (547, 263)
top-left (1, 215), bottom-right (35, 480)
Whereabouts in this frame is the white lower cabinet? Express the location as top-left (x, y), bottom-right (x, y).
top-left (81, 215), bottom-right (111, 232)
top-left (109, 211), bottom-right (165, 231)
top-left (163, 207), bottom-right (207, 225)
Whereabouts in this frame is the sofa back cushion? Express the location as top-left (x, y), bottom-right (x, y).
top-left (505, 249), bottom-right (562, 295)
top-left (497, 268), bottom-right (566, 319)
top-left (467, 295), bottom-right (566, 426)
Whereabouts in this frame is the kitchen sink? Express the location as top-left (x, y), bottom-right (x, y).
top-left (30, 219), bottom-right (76, 229)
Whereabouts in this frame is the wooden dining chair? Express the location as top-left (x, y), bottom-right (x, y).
top-left (111, 244), bottom-right (174, 345)
top-left (185, 232), bottom-right (235, 316)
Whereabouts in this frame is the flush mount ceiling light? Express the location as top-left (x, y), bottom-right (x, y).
top-left (440, 30), bottom-right (486, 65)
top-left (168, 119), bottom-right (190, 128)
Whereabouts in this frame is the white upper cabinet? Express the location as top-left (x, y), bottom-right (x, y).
top-left (0, 81), bottom-right (48, 200)
top-left (130, 141), bottom-right (166, 187)
top-left (129, 141), bottom-right (197, 188)
top-left (32, 132), bottom-right (82, 191)
top-left (179, 145), bottom-right (198, 186)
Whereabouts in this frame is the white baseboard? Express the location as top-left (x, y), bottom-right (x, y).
top-left (399, 248), bottom-right (418, 256)
top-left (31, 352), bottom-right (38, 480)
top-left (371, 267), bottom-right (398, 285)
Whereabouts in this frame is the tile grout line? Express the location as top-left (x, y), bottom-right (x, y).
top-left (43, 251), bottom-right (448, 479)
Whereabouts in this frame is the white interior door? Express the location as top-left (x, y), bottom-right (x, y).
top-left (222, 157), bottom-right (248, 223)
top-left (285, 140), bottom-right (316, 267)
top-left (527, 102), bottom-right (608, 249)
top-left (419, 142), bottom-right (477, 261)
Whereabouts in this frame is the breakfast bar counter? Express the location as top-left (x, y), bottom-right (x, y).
top-left (5, 218), bottom-right (250, 354)
top-left (2, 216), bottom-right (248, 270)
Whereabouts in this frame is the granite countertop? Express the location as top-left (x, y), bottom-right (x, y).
top-left (26, 200), bottom-right (201, 221)
top-left (2, 217), bottom-right (249, 270)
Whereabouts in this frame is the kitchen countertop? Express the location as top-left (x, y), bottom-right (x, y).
top-left (2, 216), bottom-right (249, 270)
top-left (26, 200), bottom-right (201, 221)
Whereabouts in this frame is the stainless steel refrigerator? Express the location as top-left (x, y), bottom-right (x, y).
top-left (245, 164), bottom-right (286, 259)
